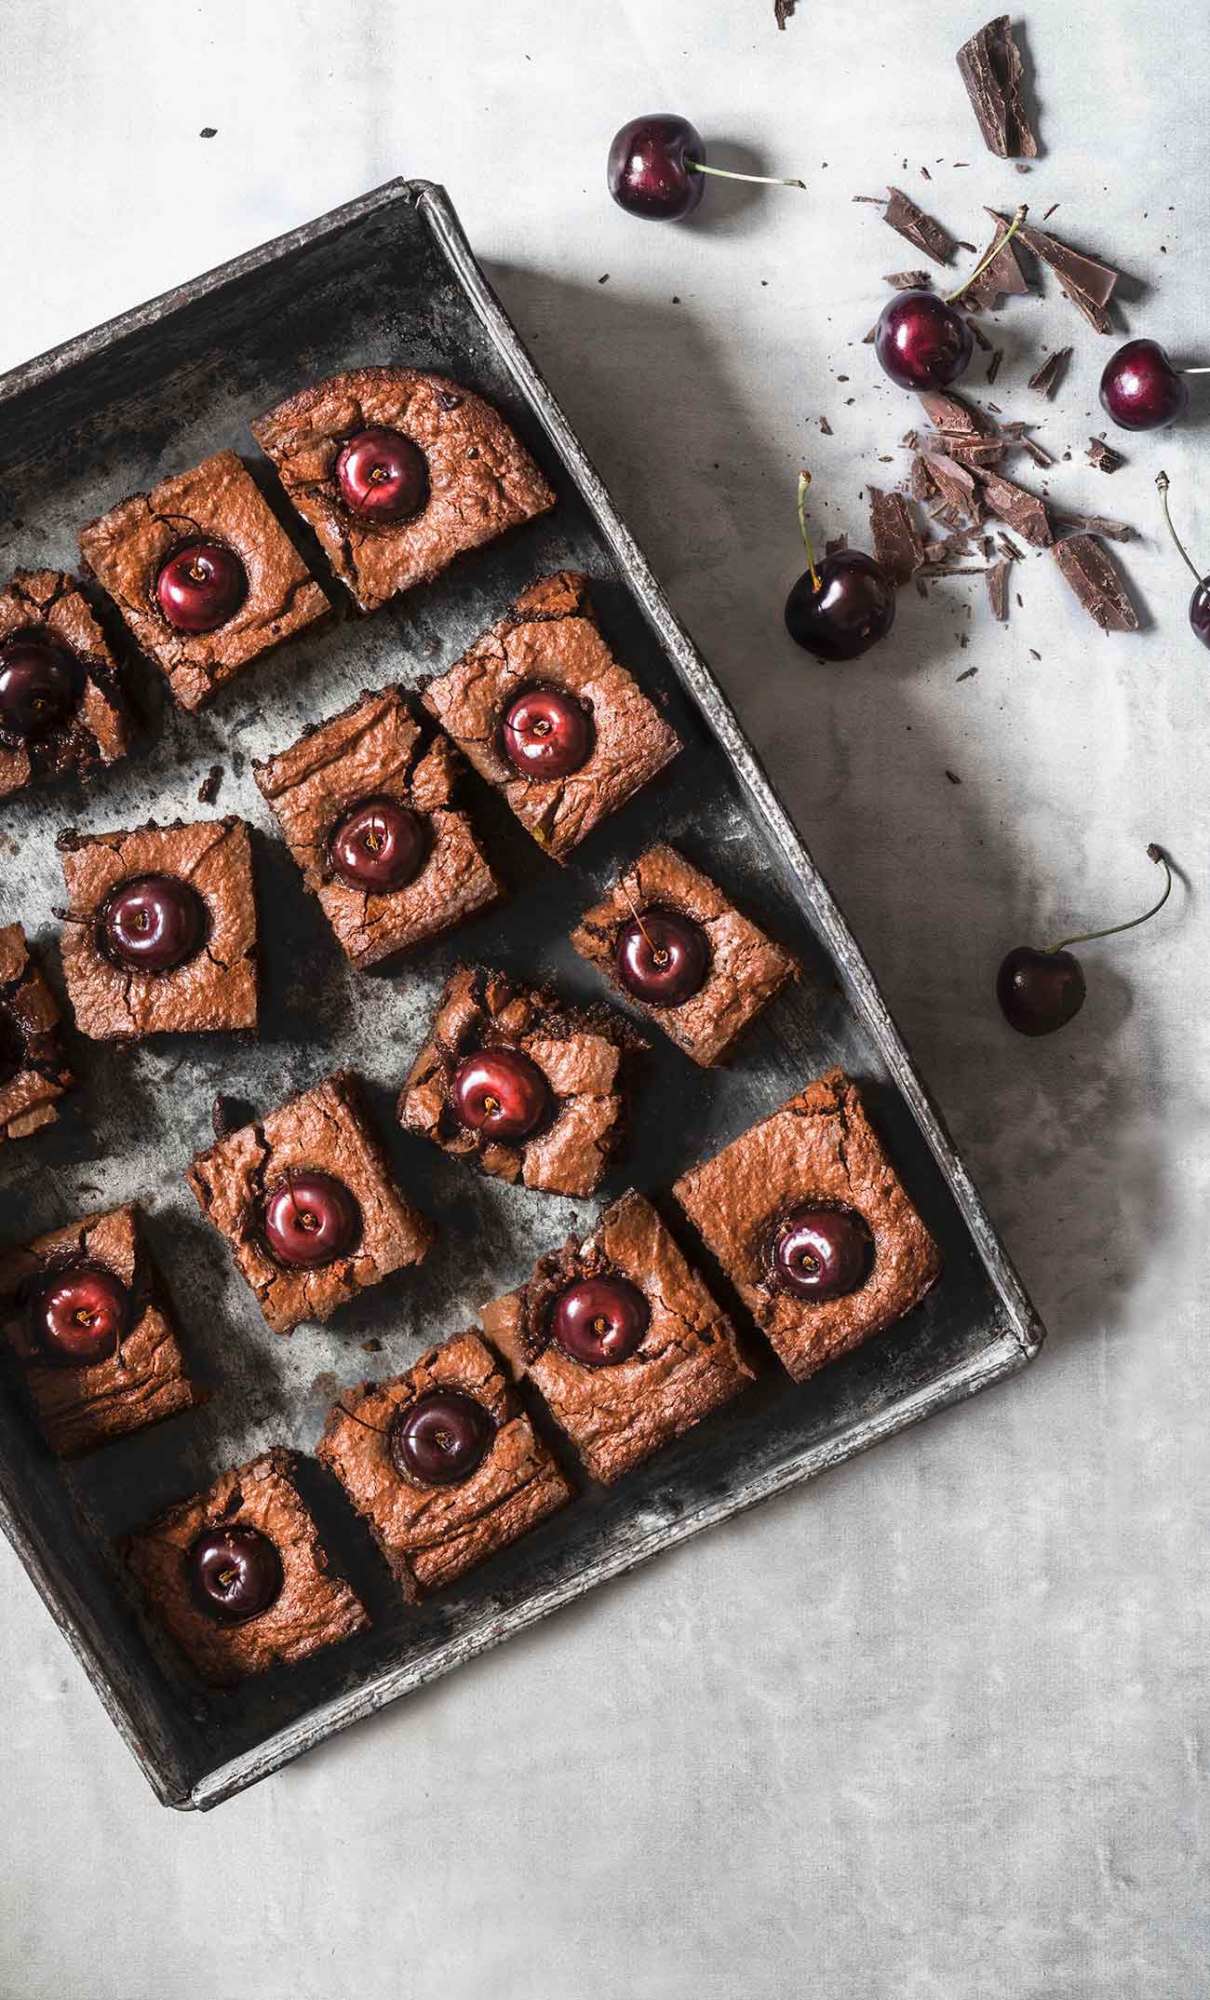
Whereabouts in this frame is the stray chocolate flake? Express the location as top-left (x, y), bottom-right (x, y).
top-left (964, 223), bottom-right (1033, 310)
top-left (986, 348), bottom-right (1004, 385)
top-left (945, 769), bottom-right (962, 784)
top-left (197, 763), bottom-right (223, 805)
top-left (987, 562), bottom-right (1010, 623)
top-left (775, 0), bottom-right (795, 25)
top-left (819, 416), bottom-right (834, 435)
top-left (1027, 347), bottom-right (1072, 398)
top-left (885, 269), bottom-right (933, 290)
top-left (1087, 437), bottom-right (1125, 474)
top-left (1051, 535), bottom-right (1139, 631)
top-left (1053, 512), bottom-right (1135, 544)
top-left (968, 318), bottom-right (993, 352)
top-left (978, 469), bottom-right (1052, 547)
top-left (956, 17), bottom-right (1039, 158)
top-left (868, 487), bottom-right (926, 584)
top-left (1019, 436), bottom-right (1055, 470)
top-left (989, 211), bottom-right (1122, 332)
top-left (883, 187), bottom-right (958, 265)
top-left (956, 665), bottom-right (979, 681)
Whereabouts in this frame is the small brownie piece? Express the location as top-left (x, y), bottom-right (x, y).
top-left (423, 573), bottom-right (681, 862)
top-left (398, 965), bottom-right (644, 1199)
top-left (253, 686), bottom-right (503, 969)
top-left (0, 570), bottom-right (130, 799)
top-left (187, 1071), bottom-right (432, 1336)
top-left (0, 1203), bottom-right (199, 1457)
top-left (0, 924), bottom-right (74, 1143)
top-left (78, 448), bottom-right (329, 712)
top-left (318, 1331), bottom-right (572, 1599)
top-left (57, 816), bottom-right (258, 1041)
top-left (482, 1191), bottom-right (753, 1485)
top-left (123, 1447), bottom-right (369, 1686)
top-left (570, 844), bottom-right (800, 1067)
top-left (251, 366), bottom-right (555, 614)
top-left (672, 1068), bottom-right (942, 1383)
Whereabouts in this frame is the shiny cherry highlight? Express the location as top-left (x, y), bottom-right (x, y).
top-left (500, 684), bottom-right (593, 780)
top-left (32, 1265), bottom-right (130, 1367)
top-left (328, 796), bottom-right (429, 892)
top-left (767, 1204), bottom-right (872, 1301)
top-left (188, 1525), bottom-right (284, 1624)
top-left (335, 427), bottom-right (429, 524)
top-left (616, 906), bottom-right (710, 1006)
top-left (0, 634), bottom-right (82, 740)
top-left (155, 541), bottom-right (247, 633)
top-left (551, 1273), bottom-right (651, 1367)
top-left (451, 1047), bottom-right (550, 1142)
top-left (1100, 340), bottom-right (1189, 432)
top-left (98, 874), bottom-right (206, 974)
top-left (389, 1389), bottom-right (494, 1486)
top-left (262, 1171), bottom-right (361, 1267)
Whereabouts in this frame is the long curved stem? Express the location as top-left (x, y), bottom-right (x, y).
top-left (946, 204), bottom-right (1028, 306)
top-left (796, 470), bottom-right (820, 593)
top-left (688, 161), bottom-right (805, 190)
top-left (1156, 471), bottom-right (1207, 585)
top-left (1047, 844), bottom-right (1173, 955)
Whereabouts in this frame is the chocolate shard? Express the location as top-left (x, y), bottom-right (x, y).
top-left (775, 0), bottom-right (796, 26)
top-left (986, 562), bottom-right (1010, 622)
top-left (884, 187), bottom-right (958, 265)
top-left (978, 469), bottom-right (1052, 547)
top-left (956, 17), bottom-right (1039, 159)
top-left (910, 456), bottom-right (938, 504)
top-left (1019, 437), bottom-right (1055, 469)
top-left (868, 487), bottom-right (926, 585)
top-left (922, 451), bottom-right (984, 521)
top-left (1053, 512), bottom-right (1135, 544)
top-left (1051, 535), bottom-right (1139, 631)
top-left (919, 389), bottom-right (995, 438)
top-left (1087, 436), bottom-right (1126, 474)
top-left (988, 211), bottom-right (1121, 332)
top-left (885, 269), bottom-right (933, 290)
top-left (964, 223), bottom-right (1033, 310)
top-left (1028, 346), bottom-right (1073, 398)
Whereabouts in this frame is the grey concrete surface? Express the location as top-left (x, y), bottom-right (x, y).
top-left (1, 2), bottom-right (1207, 1995)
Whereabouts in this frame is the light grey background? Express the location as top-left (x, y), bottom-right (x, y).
top-left (2, 2), bottom-right (1207, 1996)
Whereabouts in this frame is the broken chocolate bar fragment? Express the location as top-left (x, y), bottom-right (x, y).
top-left (988, 212), bottom-right (1121, 332)
top-left (1087, 437), bottom-right (1125, 474)
top-left (978, 470), bottom-right (1052, 548)
top-left (964, 222), bottom-right (1033, 311)
top-left (919, 391), bottom-right (1004, 469)
top-left (883, 187), bottom-right (958, 264)
top-left (868, 488), bottom-right (926, 585)
top-left (922, 451), bottom-right (984, 522)
top-left (956, 17), bottom-right (1039, 159)
top-left (1051, 535), bottom-right (1139, 632)
top-left (1028, 347), bottom-right (1072, 398)
top-left (986, 562), bottom-right (1010, 623)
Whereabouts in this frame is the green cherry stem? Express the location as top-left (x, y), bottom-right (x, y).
top-left (945, 204), bottom-right (1028, 306)
top-left (688, 162), bottom-right (806, 191)
top-left (1156, 471), bottom-right (1206, 586)
top-left (796, 470), bottom-right (820, 593)
top-left (1046, 844), bottom-right (1173, 955)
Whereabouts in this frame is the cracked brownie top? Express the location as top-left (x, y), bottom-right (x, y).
top-left (0, 922), bottom-right (74, 1144)
top-left (0, 569), bottom-right (131, 799)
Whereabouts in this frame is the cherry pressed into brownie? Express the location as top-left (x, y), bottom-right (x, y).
top-left (78, 448), bottom-right (329, 711)
top-left (254, 686), bottom-right (504, 969)
top-left (123, 1447), bottom-right (370, 1686)
top-left (482, 1191), bottom-right (754, 1485)
top-left (57, 816), bottom-right (258, 1041)
top-left (570, 844), bottom-right (800, 1067)
top-left (672, 1068), bottom-right (942, 1383)
top-left (0, 1202), bottom-right (199, 1457)
top-left (423, 573), bottom-right (681, 862)
top-left (250, 366), bottom-right (555, 613)
top-left (187, 1071), bottom-right (433, 1337)
top-left (0, 569), bottom-right (131, 799)
top-left (318, 1331), bottom-right (573, 1600)
top-left (398, 965), bottom-right (646, 1199)
top-left (0, 924), bottom-right (74, 1144)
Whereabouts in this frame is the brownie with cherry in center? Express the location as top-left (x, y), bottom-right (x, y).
top-left (0, 923), bottom-right (74, 1144)
top-left (0, 569), bottom-right (131, 799)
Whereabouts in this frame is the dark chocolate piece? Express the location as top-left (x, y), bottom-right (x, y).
top-left (197, 764), bottom-right (223, 805)
top-left (1028, 347), bottom-right (1072, 398)
top-left (988, 212), bottom-right (1121, 333)
top-left (1051, 536), bottom-right (1139, 632)
top-left (1087, 437), bottom-right (1126, 474)
top-left (956, 17), bottom-right (1039, 159)
top-left (884, 270), bottom-right (932, 290)
top-left (977, 470), bottom-right (1052, 548)
top-left (867, 488), bottom-right (926, 585)
top-left (1054, 512), bottom-right (1134, 544)
top-left (964, 223), bottom-right (1033, 311)
top-left (883, 187), bottom-right (958, 265)
top-left (987, 561), bottom-right (1010, 623)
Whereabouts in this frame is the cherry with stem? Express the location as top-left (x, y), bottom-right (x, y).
top-left (997, 844), bottom-right (1174, 1037)
top-left (784, 470), bottom-right (895, 663)
top-left (873, 206), bottom-right (1028, 394)
top-left (1156, 471), bottom-right (1210, 651)
top-left (607, 115), bottom-right (804, 222)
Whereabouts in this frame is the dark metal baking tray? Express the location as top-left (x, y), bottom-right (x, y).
top-left (0, 179), bottom-right (1044, 1809)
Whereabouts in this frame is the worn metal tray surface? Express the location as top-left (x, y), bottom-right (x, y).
top-left (0, 180), bottom-right (1044, 1809)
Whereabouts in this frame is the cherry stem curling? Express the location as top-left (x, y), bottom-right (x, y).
top-left (688, 161), bottom-right (805, 191)
top-left (796, 470), bottom-right (820, 594)
top-left (945, 204), bottom-right (1028, 307)
top-left (619, 879), bottom-right (660, 958)
top-left (1046, 844), bottom-right (1173, 956)
top-left (1156, 471), bottom-right (1206, 587)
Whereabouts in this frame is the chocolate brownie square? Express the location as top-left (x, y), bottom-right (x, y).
top-left (0, 1203), bottom-right (199, 1457)
top-left (57, 816), bottom-right (258, 1041)
top-left (123, 1447), bottom-right (369, 1686)
top-left (672, 1068), bottom-right (942, 1383)
top-left (318, 1331), bottom-right (573, 1599)
top-left (253, 686), bottom-right (503, 968)
top-left (398, 965), bottom-right (645, 1199)
top-left (570, 844), bottom-right (800, 1066)
top-left (0, 924), bottom-right (74, 1143)
top-left (251, 367), bottom-right (555, 614)
top-left (78, 448), bottom-right (329, 711)
top-left (0, 569), bottom-right (131, 799)
top-left (187, 1071), bottom-right (433, 1336)
top-left (423, 573), bottom-right (681, 862)
top-left (482, 1191), bottom-right (753, 1485)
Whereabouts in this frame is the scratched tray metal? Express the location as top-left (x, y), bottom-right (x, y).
top-left (0, 179), bottom-right (1044, 1810)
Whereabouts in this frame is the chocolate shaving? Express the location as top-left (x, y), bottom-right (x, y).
top-left (967, 317), bottom-right (993, 351)
top-left (956, 665), bottom-right (978, 681)
top-left (988, 211), bottom-right (1121, 332)
top-left (1028, 347), bottom-right (1072, 398)
top-left (978, 469), bottom-right (1052, 547)
top-left (868, 487), bottom-right (926, 584)
top-left (922, 451), bottom-right (984, 521)
top-left (1087, 437), bottom-right (1125, 474)
top-left (819, 415), bottom-right (834, 435)
top-left (987, 564), bottom-right (1010, 621)
top-left (1019, 437), bottom-right (1055, 470)
top-left (945, 770), bottom-right (963, 784)
top-left (1053, 512), bottom-right (1135, 544)
top-left (986, 348), bottom-right (1004, 385)
top-left (1051, 535), bottom-right (1139, 631)
top-left (884, 187), bottom-right (958, 265)
top-left (996, 532), bottom-right (1025, 562)
top-left (885, 269), bottom-right (933, 290)
top-left (775, 0), bottom-right (795, 25)
top-left (956, 17), bottom-right (1039, 158)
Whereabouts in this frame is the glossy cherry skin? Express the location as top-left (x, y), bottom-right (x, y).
top-left (451, 1047), bottom-right (550, 1142)
top-left (616, 906), bottom-right (710, 1006)
top-left (996, 946), bottom-right (1086, 1036)
top-left (785, 551), bottom-right (896, 663)
top-left (1189, 580), bottom-right (1210, 652)
top-left (32, 1265), bottom-right (130, 1367)
top-left (98, 874), bottom-right (207, 974)
top-left (155, 541), bottom-right (247, 633)
top-left (262, 1171), bottom-right (361, 1266)
top-left (874, 289), bottom-right (973, 393)
top-left (500, 684), bottom-right (593, 780)
top-left (0, 634), bottom-right (82, 740)
top-left (1099, 340), bottom-right (1189, 432)
top-left (768, 1204), bottom-right (872, 1301)
top-left (335, 427), bottom-right (429, 524)
top-left (389, 1389), bottom-right (495, 1486)
top-left (328, 796), bottom-right (429, 892)
top-left (188, 1525), bottom-right (284, 1624)
top-left (551, 1273), bottom-right (651, 1368)
top-left (607, 114), bottom-right (706, 221)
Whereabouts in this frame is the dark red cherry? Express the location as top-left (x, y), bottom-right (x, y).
top-left (785, 550), bottom-right (896, 662)
top-left (0, 634), bottom-right (82, 740)
top-left (389, 1388), bottom-right (494, 1486)
top-left (607, 114), bottom-right (706, 221)
top-left (262, 1171), bottom-right (361, 1267)
top-left (32, 1265), bottom-right (129, 1367)
top-left (335, 427), bottom-right (429, 524)
top-left (874, 289), bottom-right (973, 393)
top-left (155, 541), bottom-right (247, 633)
top-left (328, 796), bottom-right (428, 891)
top-left (1099, 340), bottom-right (1189, 432)
top-left (767, 1204), bottom-right (872, 1301)
top-left (996, 947), bottom-right (1086, 1036)
top-left (500, 684), bottom-right (593, 780)
top-left (451, 1047), bottom-right (550, 1142)
top-left (188, 1525), bottom-right (284, 1624)
top-left (616, 906), bottom-right (710, 1006)
top-left (99, 874), bottom-right (206, 973)
top-left (1189, 581), bottom-right (1210, 652)
top-left (1157, 472), bottom-right (1210, 651)
top-left (550, 1273), bottom-right (651, 1368)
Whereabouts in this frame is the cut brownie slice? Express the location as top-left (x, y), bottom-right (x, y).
top-left (570, 844), bottom-right (800, 1066)
top-left (0, 1203), bottom-right (199, 1457)
top-left (0, 569), bottom-right (131, 799)
top-left (251, 367), bottom-right (555, 613)
top-left (672, 1068), bottom-right (942, 1383)
top-left (123, 1447), bottom-right (369, 1685)
top-left (254, 686), bottom-right (503, 968)
top-left (187, 1071), bottom-right (432, 1336)
top-left (482, 1191), bottom-right (753, 1485)
top-left (398, 965), bottom-right (645, 1199)
top-left (57, 816), bottom-right (258, 1041)
top-left (0, 923), bottom-right (74, 1143)
top-left (318, 1331), bottom-right (572, 1599)
top-left (78, 448), bottom-right (329, 711)
top-left (423, 573), bottom-right (681, 862)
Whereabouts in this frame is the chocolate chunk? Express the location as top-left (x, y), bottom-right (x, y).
top-left (197, 763), bottom-right (223, 805)
top-left (775, 0), bottom-right (795, 25)
top-left (819, 415), bottom-right (834, 435)
top-left (988, 212), bottom-right (1121, 332)
top-left (956, 17), bottom-right (1039, 158)
top-left (978, 470), bottom-right (1052, 547)
top-left (910, 457), bottom-right (937, 504)
top-left (1053, 512), bottom-right (1135, 544)
top-left (1087, 437), bottom-right (1126, 474)
top-left (885, 269), bottom-right (933, 290)
top-left (922, 451), bottom-right (984, 522)
top-left (986, 561), bottom-right (1010, 627)
top-left (868, 488), bottom-right (926, 584)
top-left (883, 187), bottom-right (958, 265)
top-left (1028, 347), bottom-right (1072, 398)
top-left (1051, 535), bottom-right (1139, 631)
top-left (964, 223), bottom-right (1033, 310)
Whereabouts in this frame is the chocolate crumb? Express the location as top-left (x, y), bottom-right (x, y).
top-left (986, 348), bottom-right (1004, 385)
top-left (1029, 648), bottom-right (1041, 660)
top-left (980, 469), bottom-right (1052, 547)
top-left (1028, 347), bottom-right (1072, 398)
top-left (1087, 437), bottom-right (1125, 474)
top-left (197, 763), bottom-right (223, 805)
top-left (775, 0), bottom-right (795, 25)
top-left (819, 416), bottom-right (834, 435)
top-left (987, 562), bottom-right (1010, 623)
top-left (956, 665), bottom-right (979, 680)
top-left (361, 1338), bottom-right (384, 1354)
top-left (598, 274), bottom-right (609, 285)
top-left (885, 269), bottom-right (933, 290)
top-left (945, 769), bottom-right (962, 784)
top-left (199, 127), bottom-right (217, 139)
top-left (884, 187), bottom-right (958, 264)
top-left (1043, 203), bottom-right (1060, 220)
